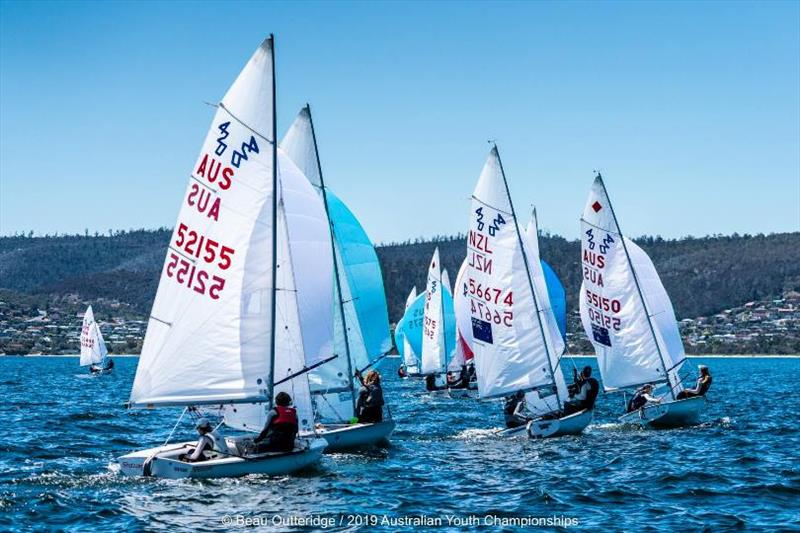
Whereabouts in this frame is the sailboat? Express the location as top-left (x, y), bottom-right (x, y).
top-left (394, 282), bottom-right (456, 384)
top-left (450, 259), bottom-right (475, 373)
top-left (421, 248), bottom-right (452, 388)
top-left (396, 287), bottom-right (422, 376)
top-left (579, 174), bottom-right (702, 428)
top-left (468, 146), bottom-right (592, 438)
top-left (117, 37), bottom-right (330, 478)
top-left (277, 105), bottom-right (395, 451)
top-left (80, 306), bottom-right (112, 374)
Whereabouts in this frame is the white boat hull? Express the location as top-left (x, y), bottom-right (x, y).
top-left (619, 396), bottom-right (705, 428)
top-left (528, 409), bottom-right (593, 438)
top-left (116, 436), bottom-right (326, 479)
top-left (312, 421), bottom-right (395, 452)
top-left (495, 409), bottom-right (593, 439)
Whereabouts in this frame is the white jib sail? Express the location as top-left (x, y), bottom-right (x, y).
top-left (80, 306), bottom-right (107, 366)
top-left (523, 213), bottom-right (567, 414)
top-left (129, 39), bottom-right (276, 407)
top-left (450, 259), bottom-right (470, 370)
top-left (578, 175), bottom-right (680, 392)
top-left (402, 286), bottom-right (419, 370)
top-left (468, 147), bottom-right (554, 400)
top-left (222, 149), bottom-right (334, 432)
top-left (421, 247), bottom-right (447, 375)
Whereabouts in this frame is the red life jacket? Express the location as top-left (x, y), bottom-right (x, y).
top-left (271, 406), bottom-right (298, 434)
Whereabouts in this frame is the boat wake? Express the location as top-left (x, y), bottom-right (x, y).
top-left (452, 428), bottom-right (499, 440)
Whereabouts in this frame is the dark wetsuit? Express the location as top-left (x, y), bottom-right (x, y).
top-left (356, 384), bottom-right (384, 423)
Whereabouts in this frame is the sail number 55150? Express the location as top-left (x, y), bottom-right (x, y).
top-left (585, 289), bottom-right (621, 313)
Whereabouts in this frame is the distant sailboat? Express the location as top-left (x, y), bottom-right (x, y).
top-left (117, 37), bottom-right (329, 478)
top-left (277, 105), bottom-right (395, 451)
top-left (421, 248), bottom-right (450, 386)
top-left (80, 306), bottom-right (112, 374)
top-left (468, 146), bottom-right (592, 438)
top-left (397, 287), bottom-right (422, 376)
top-left (450, 259), bottom-right (474, 373)
top-left (579, 174), bottom-right (703, 428)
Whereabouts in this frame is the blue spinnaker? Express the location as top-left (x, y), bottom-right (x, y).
top-left (541, 259), bottom-right (567, 342)
top-left (327, 190), bottom-right (392, 360)
top-left (394, 287), bottom-right (455, 365)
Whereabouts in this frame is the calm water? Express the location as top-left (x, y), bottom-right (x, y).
top-left (1, 356), bottom-right (798, 531)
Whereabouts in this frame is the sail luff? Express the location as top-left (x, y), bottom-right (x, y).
top-left (594, 174), bottom-right (675, 399)
top-left (267, 34), bottom-right (278, 410)
top-left (305, 105), bottom-right (356, 410)
top-left (493, 146), bottom-right (562, 408)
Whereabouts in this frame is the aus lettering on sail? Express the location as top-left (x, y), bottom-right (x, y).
top-left (167, 113), bottom-right (264, 301)
top-left (581, 202), bottom-right (624, 344)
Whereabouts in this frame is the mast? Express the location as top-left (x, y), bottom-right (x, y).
top-left (305, 103), bottom-right (357, 413)
top-left (596, 173), bottom-right (676, 400)
top-left (267, 34), bottom-right (278, 410)
top-left (494, 145), bottom-right (563, 409)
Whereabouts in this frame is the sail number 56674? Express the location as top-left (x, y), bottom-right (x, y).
top-left (468, 278), bottom-right (513, 306)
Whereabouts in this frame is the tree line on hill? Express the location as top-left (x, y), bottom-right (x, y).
top-left (1, 229), bottom-right (798, 324)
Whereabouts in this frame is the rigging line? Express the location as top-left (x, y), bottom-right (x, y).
top-left (163, 407), bottom-right (189, 446)
top-left (273, 355), bottom-right (338, 386)
top-left (218, 102), bottom-right (275, 147)
top-left (470, 195), bottom-right (514, 217)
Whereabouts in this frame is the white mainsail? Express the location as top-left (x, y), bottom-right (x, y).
top-left (579, 175), bottom-right (684, 395)
top-left (421, 247), bottom-right (447, 375)
top-left (401, 287), bottom-right (419, 371)
top-left (468, 147), bottom-right (557, 400)
top-left (130, 39), bottom-right (279, 408)
top-left (522, 213), bottom-right (568, 414)
top-left (450, 259), bottom-right (471, 370)
top-left (80, 306), bottom-right (107, 367)
top-left (222, 149), bottom-right (333, 433)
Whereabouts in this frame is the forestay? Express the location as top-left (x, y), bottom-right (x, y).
top-left (421, 248), bottom-right (447, 375)
top-left (579, 175), bottom-right (682, 393)
top-left (468, 147), bottom-right (555, 400)
top-left (80, 306), bottom-right (107, 367)
top-left (130, 40), bottom-right (276, 408)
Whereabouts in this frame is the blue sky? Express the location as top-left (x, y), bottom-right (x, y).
top-left (1, 1), bottom-right (798, 243)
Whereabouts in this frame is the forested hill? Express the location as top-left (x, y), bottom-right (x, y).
top-left (1, 230), bottom-right (798, 323)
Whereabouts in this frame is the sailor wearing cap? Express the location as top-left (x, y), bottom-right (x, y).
top-left (181, 418), bottom-right (231, 462)
top-left (677, 364), bottom-right (713, 400)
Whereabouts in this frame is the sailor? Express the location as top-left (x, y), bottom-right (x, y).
top-left (355, 370), bottom-right (385, 423)
top-left (252, 392), bottom-right (299, 453)
top-left (397, 365), bottom-right (408, 378)
top-left (677, 365), bottom-right (713, 399)
top-left (425, 373), bottom-right (447, 392)
top-left (181, 418), bottom-right (231, 462)
top-left (626, 384), bottom-right (661, 412)
top-left (448, 365), bottom-right (470, 389)
top-left (564, 366), bottom-right (600, 414)
top-left (503, 391), bottom-right (529, 428)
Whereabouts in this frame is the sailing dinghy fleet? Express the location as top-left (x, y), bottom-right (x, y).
top-left (106, 37), bottom-right (712, 478)
top-left (396, 146), bottom-right (710, 438)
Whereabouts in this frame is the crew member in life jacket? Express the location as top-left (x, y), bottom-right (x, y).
top-left (564, 366), bottom-right (599, 415)
top-left (181, 418), bottom-right (231, 462)
top-left (503, 390), bottom-right (529, 428)
top-left (626, 384), bottom-right (661, 413)
top-left (355, 370), bottom-right (385, 423)
top-left (677, 365), bottom-right (713, 399)
top-left (252, 392), bottom-right (299, 453)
